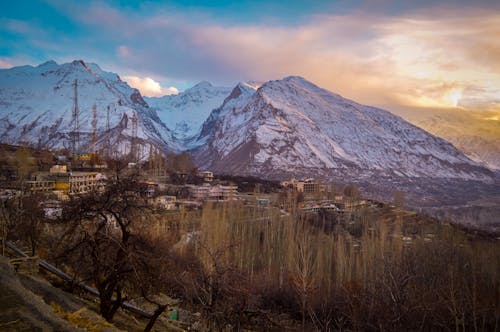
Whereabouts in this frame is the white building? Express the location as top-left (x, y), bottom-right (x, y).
top-left (199, 171), bottom-right (214, 183)
top-left (187, 184), bottom-right (238, 201)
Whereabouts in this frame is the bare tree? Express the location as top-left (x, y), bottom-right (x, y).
top-left (12, 194), bottom-right (45, 256)
top-left (0, 197), bottom-right (10, 256)
top-left (394, 191), bottom-right (405, 209)
top-left (53, 171), bottom-right (166, 324)
top-left (172, 239), bottom-right (253, 330)
top-left (290, 227), bottom-right (316, 331)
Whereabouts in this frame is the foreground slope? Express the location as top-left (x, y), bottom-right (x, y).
top-left (0, 60), bottom-right (178, 156)
top-left (195, 76), bottom-right (492, 182)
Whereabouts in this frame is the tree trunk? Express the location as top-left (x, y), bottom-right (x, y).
top-left (143, 304), bottom-right (168, 332)
top-left (99, 284), bottom-right (122, 322)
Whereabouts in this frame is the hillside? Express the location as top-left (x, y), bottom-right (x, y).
top-left (1, 61), bottom-right (498, 217)
top-left (194, 76), bottom-right (492, 181)
top-left (405, 109), bottom-right (500, 170)
top-left (146, 81), bottom-right (231, 146)
top-left (0, 60), bottom-right (178, 158)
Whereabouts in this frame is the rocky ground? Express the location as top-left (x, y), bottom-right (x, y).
top-left (0, 256), bottom-right (185, 331)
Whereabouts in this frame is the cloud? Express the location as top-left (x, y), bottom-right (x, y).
top-left (117, 45), bottom-right (130, 58)
top-left (0, 59), bottom-right (13, 69)
top-left (20, 2), bottom-right (500, 113)
top-left (162, 86), bottom-right (180, 96)
top-left (123, 76), bottom-right (179, 97)
top-left (181, 9), bottom-right (500, 112)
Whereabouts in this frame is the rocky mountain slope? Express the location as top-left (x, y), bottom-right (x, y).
top-left (0, 61), bottom-right (495, 186)
top-left (1, 61), bottom-right (497, 215)
top-left (0, 60), bottom-right (178, 158)
top-left (194, 76), bottom-right (492, 182)
top-left (405, 110), bottom-right (500, 170)
top-left (145, 81), bottom-right (231, 147)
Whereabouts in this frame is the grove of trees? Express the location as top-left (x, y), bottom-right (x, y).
top-left (1, 158), bottom-right (499, 331)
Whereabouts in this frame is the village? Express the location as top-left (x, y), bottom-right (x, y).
top-left (1, 144), bottom-right (497, 332)
top-left (0, 144), bottom-right (376, 221)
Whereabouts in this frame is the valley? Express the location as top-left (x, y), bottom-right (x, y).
top-left (1, 60), bottom-right (499, 228)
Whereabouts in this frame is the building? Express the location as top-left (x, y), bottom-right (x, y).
top-left (25, 180), bottom-right (55, 193)
top-left (72, 152), bottom-right (97, 162)
top-left (219, 185), bottom-right (238, 200)
top-left (199, 171), bottom-right (214, 183)
top-left (187, 184), bottom-right (238, 201)
top-left (282, 178), bottom-right (322, 194)
top-left (188, 184), bottom-right (211, 200)
top-left (281, 178), bottom-right (305, 192)
top-left (303, 181), bottom-right (320, 194)
top-left (50, 165), bottom-right (67, 174)
top-left (26, 165), bottom-right (106, 195)
top-left (139, 181), bottom-right (159, 198)
top-left (69, 172), bottom-right (106, 195)
top-left (153, 195), bottom-right (177, 210)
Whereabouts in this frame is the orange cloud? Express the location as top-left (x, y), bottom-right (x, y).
top-left (186, 9), bottom-right (500, 112)
top-left (58, 2), bottom-right (500, 114)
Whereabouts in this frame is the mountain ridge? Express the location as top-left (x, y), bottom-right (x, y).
top-left (193, 75), bottom-right (492, 182)
top-left (0, 60), bottom-right (495, 184)
top-left (0, 59), bottom-right (179, 157)
top-left (145, 81), bottom-right (231, 146)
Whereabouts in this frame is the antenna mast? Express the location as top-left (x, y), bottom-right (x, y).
top-left (131, 113), bottom-right (138, 161)
top-left (105, 106), bottom-right (111, 158)
top-left (71, 79), bottom-right (80, 153)
top-left (91, 103), bottom-right (98, 154)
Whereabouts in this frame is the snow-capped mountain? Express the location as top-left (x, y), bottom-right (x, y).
top-left (194, 76), bottom-right (492, 182)
top-left (0, 60), bottom-right (178, 157)
top-left (0, 60), bottom-right (494, 186)
top-left (145, 81), bottom-right (231, 147)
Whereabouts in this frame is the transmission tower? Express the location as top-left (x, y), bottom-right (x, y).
top-left (131, 113), bottom-right (138, 161)
top-left (91, 103), bottom-right (97, 154)
top-left (71, 79), bottom-right (80, 153)
top-left (105, 105), bottom-right (111, 158)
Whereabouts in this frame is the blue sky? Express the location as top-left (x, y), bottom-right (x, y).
top-left (1, 0), bottom-right (499, 114)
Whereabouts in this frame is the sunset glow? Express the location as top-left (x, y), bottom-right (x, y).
top-left (1, 1), bottom-right (499, 115)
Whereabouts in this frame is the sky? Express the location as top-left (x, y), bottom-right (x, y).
top-left (1, 0), bottom-right (500, 117)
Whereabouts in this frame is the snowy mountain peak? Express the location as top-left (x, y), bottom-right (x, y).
top-left (145, 81), bottom-right (231, 143)
top-left (68, 59), bottom-right (92, 73)
top-left (191, 80), bottom-right (213, 89)
top-left (0, 60), bottom-right (494, 186)
top-left (0, 60), bottom-right (177, 156)
top-left (238, 81), bottom-right (260, 92)
top-left (194, 76), bottom-right (492, 182)
top-left (37, 60), bottom-right (58, 68)
top-left (282, 75), bottom-right (308, 82)
top-left (260, 75), bottom-right (343, 104)
top-left (220, 82), bottom-right (259, 106)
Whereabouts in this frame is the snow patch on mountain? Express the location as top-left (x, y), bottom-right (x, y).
top-left (145, 81), bottom-right (231, 145)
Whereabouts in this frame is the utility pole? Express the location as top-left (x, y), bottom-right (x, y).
top-left (131, 113), bottom-right (138, 162)
top-left (91, 103), bottom-right (98, 165)
top-left (71, 79), bottom-right (80, 154)
top-left (105, 105), bottom-right (111, 159)
top-left (91, 103), bottom-right (97, 154)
